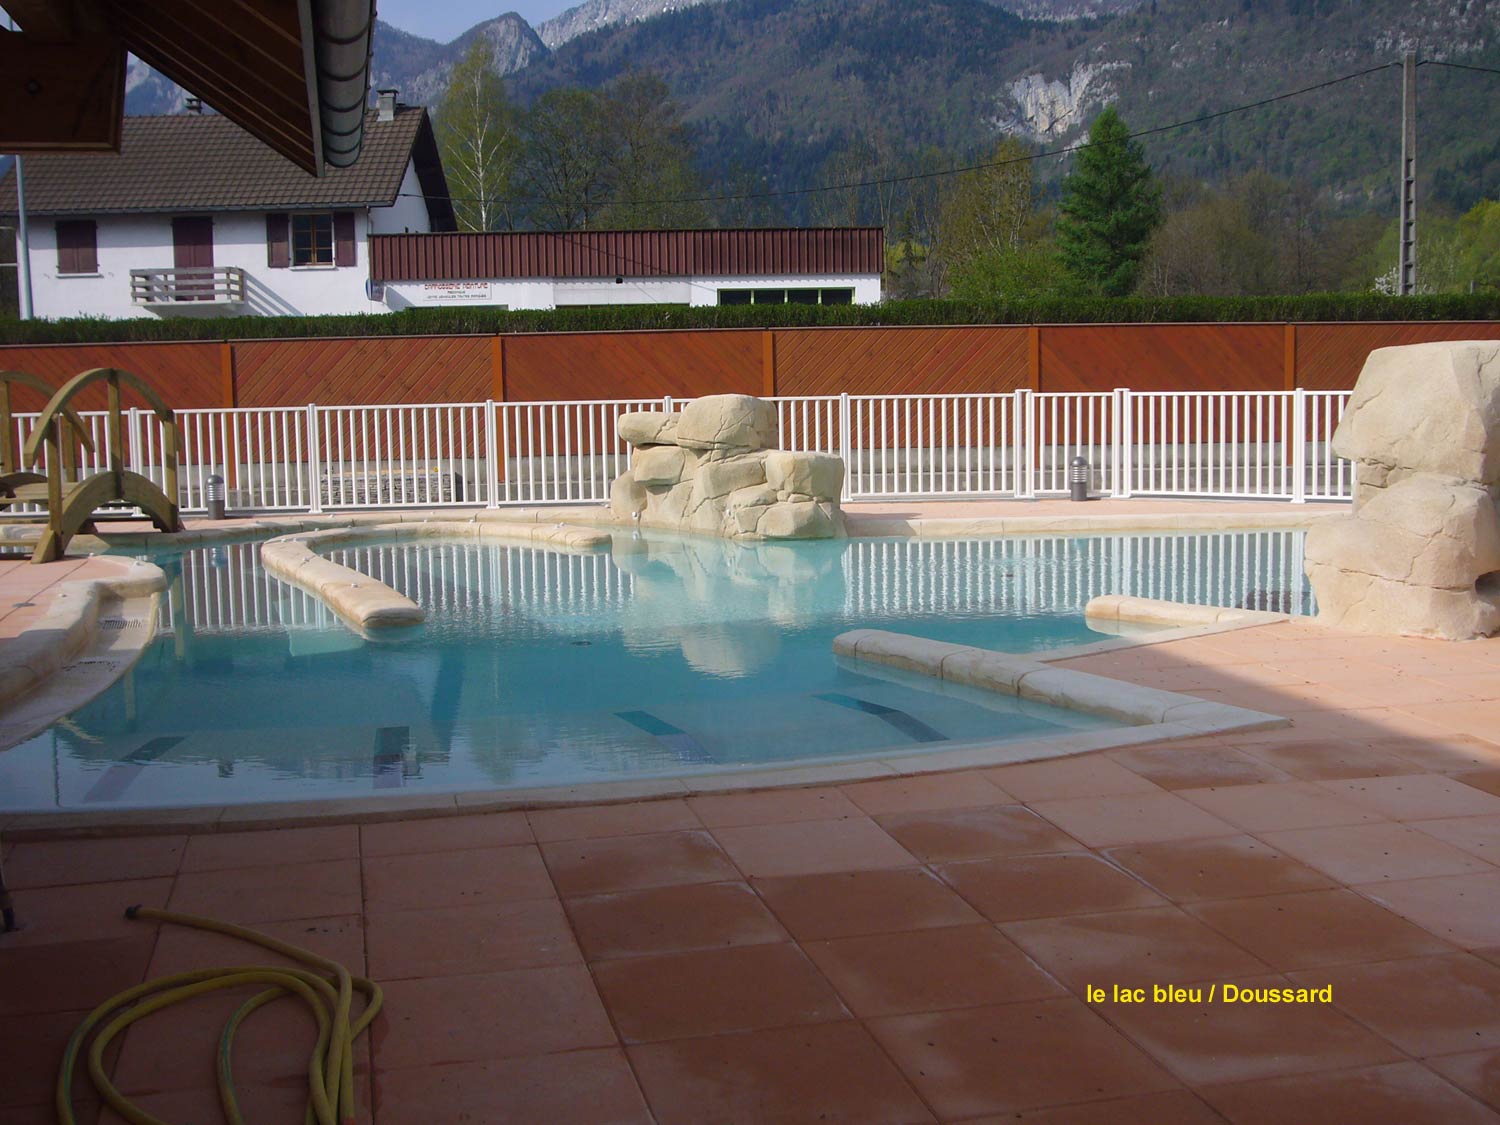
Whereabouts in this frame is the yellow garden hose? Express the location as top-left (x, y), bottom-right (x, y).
top-left (56, 905), bottom-right (383, 1125)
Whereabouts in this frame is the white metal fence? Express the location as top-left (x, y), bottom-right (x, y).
top-left (6, 388), bottom-right (1352, 517)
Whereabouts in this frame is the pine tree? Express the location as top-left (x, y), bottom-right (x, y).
top-left (1056, 107), bottom-right (1163, 296)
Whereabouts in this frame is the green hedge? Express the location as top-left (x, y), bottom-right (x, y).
top-left (3, 293), bottom-right (1500, 345)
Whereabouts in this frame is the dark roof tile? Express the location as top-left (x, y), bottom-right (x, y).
top-left (1, 108), bottom-right (429, 216)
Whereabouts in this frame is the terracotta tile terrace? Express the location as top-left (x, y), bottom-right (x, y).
top-left (3, 501), bottom-right (1500, 1122)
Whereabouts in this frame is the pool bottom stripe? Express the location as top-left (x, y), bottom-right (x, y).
top-left (615, 710), bottom-right (713, 764)
top-left (83, 736), bottom-right (187, 803)
top-left (813, 693), bottom-right (948, 744)
top-left (373, 726), bottom-right (409, 788)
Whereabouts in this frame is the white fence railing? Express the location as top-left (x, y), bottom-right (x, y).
top-left (5, 388), bottom-right (1352, 517)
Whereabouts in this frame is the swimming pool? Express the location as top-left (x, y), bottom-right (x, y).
top-left (0, 528), bottom-right (1312, 810)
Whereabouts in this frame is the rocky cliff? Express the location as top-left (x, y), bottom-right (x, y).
top-left (370, 15), bottom-right (547, 107)
top-left (539, 0), bottom-right (724, 49)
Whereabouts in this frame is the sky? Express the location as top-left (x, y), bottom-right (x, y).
top-left (0, 2), bottom-right (576, 44)
top-left (377, 1), bottom-right (577, 42)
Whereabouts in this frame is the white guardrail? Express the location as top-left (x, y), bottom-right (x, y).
top-left (8, 388), bottom-right (1352, 516)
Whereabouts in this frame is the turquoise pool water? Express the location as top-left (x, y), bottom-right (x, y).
top-left (0, 528), bottom-right (1312, 810)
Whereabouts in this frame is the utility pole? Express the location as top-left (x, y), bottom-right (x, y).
top-left (4, 9), bottom-right (32, 320)
top-left (15, 155), bottom-right (33, 320)
top-left (1398, 50), bottom-right (1417, 295)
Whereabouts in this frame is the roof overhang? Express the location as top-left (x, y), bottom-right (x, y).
top-left (0, 0), bottom-right (375, 176)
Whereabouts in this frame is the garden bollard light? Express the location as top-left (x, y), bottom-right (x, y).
top-left (1069, 456), bottom-right (1092, 502)
top-left (206, 474), bottom-right (226, 520)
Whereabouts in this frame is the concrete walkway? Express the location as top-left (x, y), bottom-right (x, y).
top-left (3, 503), bottom-right (1500, 1122)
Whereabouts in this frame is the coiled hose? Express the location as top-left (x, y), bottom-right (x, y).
top-left (56, 905), bottom-right (383, 1125)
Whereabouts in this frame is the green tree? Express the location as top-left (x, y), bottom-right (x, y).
top-left (599, 72), bottom-right (708, 229)
top-left (433, 40), bottom-right (519, 232)
top-left (947, 242), bottom-right (1072, 301)
top-left (1056, 107), bottom-right (1163, 296)
top-left (515, 88), bottom-right (615, 231)
top-left (938, 137), bottom-right (1035, 272)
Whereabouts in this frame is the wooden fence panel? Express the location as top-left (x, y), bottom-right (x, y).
top-left (1293, 322), bottom-right (1500, 390)
top-left (8, 321), bottom-right (1500, 409)
top-left (775, 326), bottom-right (1029, 397)
top-left (0, 341), bottom-right (222, 409)
top-left (503, 329), bottom-right (761, 401)
top-left (233, 336), bottom-right (491, 407)
top-left (1039, 324), bottom-right (1285, 393)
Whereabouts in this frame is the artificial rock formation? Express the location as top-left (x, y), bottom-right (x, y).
top-left (610, 394), bottom-right (846, 539)
top-left (1304, 340), bottom-right (1500, 639)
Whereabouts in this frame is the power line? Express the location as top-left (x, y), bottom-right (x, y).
top-left (403, 60), bottom-right (1400, 211)
top-left (1420, 59), bottom-right (1500, 79)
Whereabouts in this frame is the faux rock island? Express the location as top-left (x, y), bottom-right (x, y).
top-left (1305, 340), bottom-right (1500, 640)
top-left (609, 394), bottom-right (846, 539)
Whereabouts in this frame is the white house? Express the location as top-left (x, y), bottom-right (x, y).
top-left (1, 92), bottom-right (454, 320)
top-left (370, 228), bottom-right (885, 310)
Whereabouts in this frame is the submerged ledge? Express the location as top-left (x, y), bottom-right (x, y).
top-left (0, 556), bottom-right (166, 751)
top-left (259, 519), bottom-right (613, 633)
top-left (832, 627), bottom-right (1287, 735)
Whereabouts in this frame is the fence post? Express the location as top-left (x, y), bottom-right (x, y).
top-left (1291, 388), bottom-right (1307, 504)
top-left (663, 395), bottom-right (674, 413)
top-left (306, 404), bottom-right (323, 514)
top-left (838, 392), bottom-right (852, 486)
top-left (1013, 389), bottom-right (1032, 499)
top-left (484, 399), bottom-right (500, 509)
top-left (1114, 388), bottom-right (1132, 499)
top-left (125, 406), bottom-right (144, 478)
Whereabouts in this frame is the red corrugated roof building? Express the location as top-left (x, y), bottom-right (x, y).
top-left (371, 228), bottom-right (884, 311)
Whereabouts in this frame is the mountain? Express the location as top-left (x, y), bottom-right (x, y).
top-left (123, 15), bottom-right (547, 118)
top-left (991, 0), bottom-right (1143, 17)
top-left (538, 0), bottom-right (722, 49)
top-left (371, 14), bottom-right (546, 106)
top-left (125, 56), bottom-right (189, 116)
top-left (510, 0), bottom-right (1500, 217)
top-left (118, 0), bottom-right (1500, 227)
top-left (534, 0), bottom-right (1146, 50)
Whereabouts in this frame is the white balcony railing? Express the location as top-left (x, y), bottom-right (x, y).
top-left (130, 266), bottom-right (247, 306)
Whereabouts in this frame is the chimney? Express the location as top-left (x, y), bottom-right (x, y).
top-left (377, 89), bottom-right (397, 122)
top-left (184, 95), bottom-right (202, 114)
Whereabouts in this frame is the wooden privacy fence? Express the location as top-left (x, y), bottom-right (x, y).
top-left (3, 320), bottom-right (1500, 411)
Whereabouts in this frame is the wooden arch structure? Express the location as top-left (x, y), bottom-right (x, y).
top-left (4, 367), bottom-right (182, 563)
top-left (0, 369), bottom-right (94, 499)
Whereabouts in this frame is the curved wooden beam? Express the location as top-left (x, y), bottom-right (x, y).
top-left (0, 369), bottom-right (95, 470)
top-left (28, 469), bottom-right (181, 564)
top-left (21, 367), bottom-right (175, 468)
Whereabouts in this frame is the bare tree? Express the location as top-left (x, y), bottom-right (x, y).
top-left (515, 89), bottom-right (615, 231)
top-left (434, 40), bottom-right (519, 231)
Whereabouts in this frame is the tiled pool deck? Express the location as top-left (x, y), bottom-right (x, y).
top-left (3, 501), bottom-right (1500, 1122)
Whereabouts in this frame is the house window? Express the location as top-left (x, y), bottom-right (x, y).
top-left (56, 220), bottom-right (98, 275)
top-left (291, 214), bottom-right (334, 267)
top-left (716, 286), bottom-right (856, 306)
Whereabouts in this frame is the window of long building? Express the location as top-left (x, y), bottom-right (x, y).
top-left (717, 287), bottom-right (856, 306)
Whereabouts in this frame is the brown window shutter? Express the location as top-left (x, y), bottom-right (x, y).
top-left (55, 223), bottom-right (75, 275)
top-left (334, 211), bottom-right (356, 267)
top-left (266, 213), bottom-right (289, 268)
top-left (56, 220), bottom-right (97, 274)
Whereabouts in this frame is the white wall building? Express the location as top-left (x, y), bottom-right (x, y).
top-left (372, 229), bottom-right (885, 311)
top-left (1, 93), bottom-right (453, 320)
